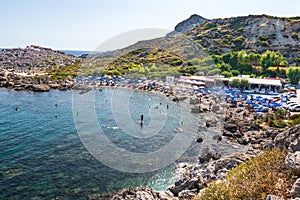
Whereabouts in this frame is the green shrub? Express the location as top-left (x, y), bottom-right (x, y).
top-left (291, 32), bottom-right (299, 40)
top-left (270, 120), bottom-right (288, 128)
top-left (221, 71), bottom-right (233, 78)
top-left (290, 114), bottom-right (300, 120)
top-left (274, 109), bottom-right (287, 120)
top-left (196, 148), bottom-right (294, 200)
top-left (288, 114), bottom-right (300, 126)
top-left (256, 119), bottom-right (264, 124)
top-left (232, 36), bottom-right (245, 48)
top-left (261, 41), bottom-right (269, 47)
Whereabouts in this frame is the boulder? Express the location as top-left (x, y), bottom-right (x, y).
top-left (274, 124), bottom-right (300, 151)
top-left (224, 123), bottom-right (237, 133)
top-left (28, 84), bottom-right (51, 92)
top-left (178, 189), bottom-right (198, 199)
top-left (286, 151), bottom-right (300, 176)
top-left (265, 195), bottom-right (284, 200)
top-left (5, 81), bottom-right (14, 87)
top-left (237, 137), bottom-right (249, 145)
top-left (199, 146), bottom-right (221, 163)
top-left (291, 178), bottom-right (300, 198)
top-left (262, 140), bottom-right (275, 150)
top-left (196, 137), bottom-right (203, 143)
top-left (168, 178), bottom-right (200, 196)
top-left (112, 187), bottom-right (172, 200)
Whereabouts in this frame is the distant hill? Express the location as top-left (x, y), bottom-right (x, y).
top-left (0, 45), bottom-right (80, 74)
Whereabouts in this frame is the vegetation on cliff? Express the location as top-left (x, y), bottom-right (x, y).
top-left (196, 148), bottom-right (295, 200)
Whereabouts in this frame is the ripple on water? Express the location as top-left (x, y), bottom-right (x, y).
top-left (0, 88), bottom-right (245, 199)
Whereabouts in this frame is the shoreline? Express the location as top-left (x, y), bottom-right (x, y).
top-left (1, 79), bottom-right (300, 199)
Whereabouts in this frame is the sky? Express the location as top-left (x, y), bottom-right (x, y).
top-left (0, 0), bottom-right (299, 50)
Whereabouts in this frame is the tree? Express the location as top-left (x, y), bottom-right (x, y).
top-left (221, 71), bottom-right (233, 78)
top-left (231, 78), bottom-right (240, 88)
top-left (248, 53), bottom-right (261, 66)
top-left (230, 78), bottom-right (249, 90)
top-left (287, 67), bottom-right (300, 85)
top-left (260, 51), bottom-right (286, 73)
top-left (240, 78), bottom-right (249, 90)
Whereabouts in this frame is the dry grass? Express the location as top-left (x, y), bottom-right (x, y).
top-left (194, 148), bottom-right (295, 200)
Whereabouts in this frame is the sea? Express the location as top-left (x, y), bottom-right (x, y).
top-left (0, 88), bottom-right (243, 199)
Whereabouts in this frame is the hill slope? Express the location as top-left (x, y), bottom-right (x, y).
top-left (187, 14), bottom-right (300, 62)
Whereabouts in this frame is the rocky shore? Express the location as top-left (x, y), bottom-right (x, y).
top-left (0, 71), bottom-right (299, 198)
top-left (73, 81), bottom-right (299, 199)
top-left (0, 71), bottom-right (77, 92)
top-left (110, 125), bottom-right (300, 200)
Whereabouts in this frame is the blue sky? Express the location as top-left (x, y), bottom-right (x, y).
top-left (0, 0), bottom-right (299, 50)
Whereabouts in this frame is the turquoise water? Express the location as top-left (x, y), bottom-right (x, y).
top-left (0, 88), bottom-right (244, 199)
top-left (0, 88), bottom-right (197, 199)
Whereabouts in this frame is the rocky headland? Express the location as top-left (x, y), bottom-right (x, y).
top-left (0, 45), bottom-right (81, 91)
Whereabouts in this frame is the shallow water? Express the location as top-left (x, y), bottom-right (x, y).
top-left (0, 88), bottom-right (245, 199)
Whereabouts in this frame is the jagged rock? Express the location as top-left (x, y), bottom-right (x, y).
top-left (112, 187), bottom-right (173, 200)
top-left (199, 146), bottom-right (221, 163)
top-left (174, 14), bottom-right (208, 33)
top-left (291, 137), bottom-right (300, 153)
top-left (274, 124), bottom-right (300, 151)
top-left (262, 140), bottom-right (275, 150)
top-left (178, 189), bottom-right (198, 199)
top-left (168, 178), bottom-right (200, 197)
top-left (213, 152), bottom-right (252, 172)
top-left (291, 178), bottom-right (300, 198)
top-left (266, 195), bottom-right (284, 200)
top-left (237, 137), bottom-right (249, 145)
top-left (266, 129), bottom-right (280, 139)
top-left (223, 123), bottom-right (237, 133)
top-left (286, 151), bottom-right (300, 176)
top-left (26, 84), bottom-right (51, 92)
top-left (5, 81), bottom-right (14, 87)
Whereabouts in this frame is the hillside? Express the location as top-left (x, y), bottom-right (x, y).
top-left (1, 14), bottom-right (300, 78)
top-left (187, 14), bottom-right (300, 62)
top-left (0, 45), bottom-right (80, 74)
top-left (87, 14), bottom-right (300, 71)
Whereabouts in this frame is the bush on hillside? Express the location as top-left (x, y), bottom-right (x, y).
top-left (195, 148), bottom-right (294, 200)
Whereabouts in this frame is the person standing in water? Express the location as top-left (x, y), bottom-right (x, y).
top-left (140, 114), bottom-right (144, 126)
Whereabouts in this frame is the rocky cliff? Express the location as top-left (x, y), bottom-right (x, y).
top-left (174, 14), bottom-right (208, 33)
